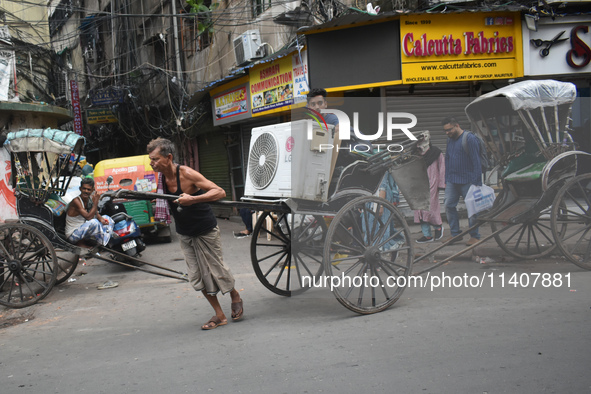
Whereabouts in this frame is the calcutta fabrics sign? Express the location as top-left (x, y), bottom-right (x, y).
top-left (400, 12), bottom-right (523, 83)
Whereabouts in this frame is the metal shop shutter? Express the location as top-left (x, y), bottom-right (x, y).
top-left (198, 132), bottom-right (233, 218)
top-left (384, 83), bottom-right (472, 215)
top-left (384, 83), bottom-right (472, 154)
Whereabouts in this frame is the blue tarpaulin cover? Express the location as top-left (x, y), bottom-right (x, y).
top-left (4, 129), bottom-right (84, 154)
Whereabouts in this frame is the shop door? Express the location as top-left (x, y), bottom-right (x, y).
top-left (198, 132), bottom-right (233, 218)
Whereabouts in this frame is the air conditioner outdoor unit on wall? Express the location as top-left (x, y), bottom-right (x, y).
top-left (234, 30), bottom-right (263, 66)
top-left (244, 120), bottom-right (334, 201)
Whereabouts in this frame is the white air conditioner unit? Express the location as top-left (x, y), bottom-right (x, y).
top-left (244, 120), bottom-right (334, 201)
top-left (234, 30), bottom-right (263, 66)
top-left (83, 48), bottom-right (94, 62)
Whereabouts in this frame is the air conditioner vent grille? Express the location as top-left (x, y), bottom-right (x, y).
top-left (248, 132), bottom-right (279, 189)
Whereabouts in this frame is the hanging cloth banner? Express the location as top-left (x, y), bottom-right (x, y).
top-left (0, 51), bottom-right (13, 101)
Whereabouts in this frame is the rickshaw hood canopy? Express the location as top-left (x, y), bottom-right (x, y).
top-left (466, 79), bottom-right (577, 115)
top-left (4, 129), bottom-right (85, 155)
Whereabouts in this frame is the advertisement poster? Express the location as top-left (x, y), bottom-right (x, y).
top-left (94, 156), bottom-right (158, 194)
top-left (0, 147), bottom-right (17, 222)
top-left (292, 50), bottom-right (309, 105)
top-left (213, 86), bottom-right (248, 120)
top-left (400, 12), bottom-right (523, 84)
top-left (251, 56), bottom-right (294, 115)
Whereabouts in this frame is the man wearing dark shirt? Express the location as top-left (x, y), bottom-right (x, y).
top-left (148, 137), bottom-right (244, 330)
top-left (441, 117), bottom-right (482, 246)
top-left (307, 88), bottom-right (339, 128)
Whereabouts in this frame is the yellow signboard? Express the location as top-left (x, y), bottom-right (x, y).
top-left (250, 56), bottom-right (295, 116)
top-left (86, 108), bottom-right (117, 124)
top-left (400, 12), bottom-right (523, 84)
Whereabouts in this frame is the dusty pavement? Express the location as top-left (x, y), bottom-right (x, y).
top-left (1, 216), bottom-right (590, 393)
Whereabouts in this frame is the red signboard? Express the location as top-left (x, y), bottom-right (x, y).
top-left (70, 80), bottom-right (83, 136)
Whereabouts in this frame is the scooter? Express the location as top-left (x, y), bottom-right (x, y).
top-left (98, 176), bottom-right (146, 260)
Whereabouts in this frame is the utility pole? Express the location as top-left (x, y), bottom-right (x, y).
top-left (170, 0), bottom-right (183, 81)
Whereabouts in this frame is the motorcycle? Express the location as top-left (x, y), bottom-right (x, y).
top-left (98, 176), bottom-right (146, 261)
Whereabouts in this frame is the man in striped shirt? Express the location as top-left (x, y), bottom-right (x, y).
top-left (441, 117), bottom-right (482, 246)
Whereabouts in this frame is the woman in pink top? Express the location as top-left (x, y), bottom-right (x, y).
top-left (414, 131), bottom-right (445, 243)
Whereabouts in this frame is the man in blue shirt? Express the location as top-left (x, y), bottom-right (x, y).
top-left (441, 117), bottom-right (482, 246)
top-left (307, 88), bottom-right (339, 129)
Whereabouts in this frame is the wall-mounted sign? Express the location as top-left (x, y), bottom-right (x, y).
top-left (211, 80), bottom-right (251, 126)
top-left (292, 50), bottom-right (309, 105)
top-left (86, 108), bottom-right (117, 124)
top-left (90, 88), bottom-right (124, 106)
top-left (401, 12), bottom-right (523, 83)
top-left (523, 16), bottom-right (591, 76)
top-left (211, 50), bottom-right (308, 124)
top-left (250, 56), bottom-right (294, 115)
top-left (213, 86), bottom-right (248, 120)
top-left (70, 80), bottom-right (83, 135)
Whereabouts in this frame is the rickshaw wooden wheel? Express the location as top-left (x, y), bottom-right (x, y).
top-left (551, 173), bottom-right (591, 270)
top-left (251, 212), bottom-right (326, 297)
top-left (54, 249), bottom-right (80, 285)
top-left (323, 196), bottom-right (413, 314)
top-left (0, 223), bottom-right (58, 308)
top-left (490, 214), bottom-right (559, 260)
top-left (489, 190), bottom-right (559, 259)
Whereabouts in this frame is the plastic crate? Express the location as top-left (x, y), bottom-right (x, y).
top-left (121, 200), bottom-right (152, 227)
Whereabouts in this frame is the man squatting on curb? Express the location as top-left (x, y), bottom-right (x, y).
top-left (147, 137), bottom-right (244, 330)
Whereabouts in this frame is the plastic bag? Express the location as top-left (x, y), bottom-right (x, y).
top-left (465, 184), bottom-right (495, 218)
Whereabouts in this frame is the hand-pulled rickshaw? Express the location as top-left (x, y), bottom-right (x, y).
top-left (229, 79), bottom-right (591, 314)
top-left (121, 79), bottom-right (591, 315)
top-left (411, 79), bottom-right (591, 275)
top-left (0, 130), bottom-right (187, 309)
top-left (3, 79), bottom-right (589, 314)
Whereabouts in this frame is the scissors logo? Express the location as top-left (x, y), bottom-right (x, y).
top-left (530, 30), bottom-right (568, 57)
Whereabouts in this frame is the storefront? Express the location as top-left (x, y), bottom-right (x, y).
top-left (200, 10), bottom-right (526, 208)
top-left (207, 50), bottom-right (309, 202)
top-left (300, 11), bottom-right (523, 147)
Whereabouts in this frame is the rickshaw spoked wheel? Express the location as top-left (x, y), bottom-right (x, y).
top-left (323, 196), bottom-right (413, 314)
top-left (551, 173), bottom-right (591, 270)
top-left (54, 249), bottom-right (80, 285)
top-left (251, 212), bottom-right (326, 297)
top-left (0, 223), bottom-right (58, 308)
top-left (490, 215), bottom-right (559, 260)
top-left (490, 189), bottom-right (560, 259)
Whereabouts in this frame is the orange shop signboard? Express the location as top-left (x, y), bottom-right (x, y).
top-left (400, 12), bottom-right (523, 84)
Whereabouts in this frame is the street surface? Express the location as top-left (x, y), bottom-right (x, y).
top-left (1, 217), bottom-right (590, 393)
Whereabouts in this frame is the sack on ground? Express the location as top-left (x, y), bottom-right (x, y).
top-left (465, 184), bottom-right (495, 218)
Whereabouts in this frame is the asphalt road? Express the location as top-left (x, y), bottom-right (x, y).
top-left (1, 217), bottom-right (590, 393)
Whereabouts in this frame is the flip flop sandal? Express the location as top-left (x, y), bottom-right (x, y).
top-left (97, 280), bottom-right (119, 290)
top-left (231, 300), bottom-right (244, 321)
top-left (202, 316), bottom-right (227, 330)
